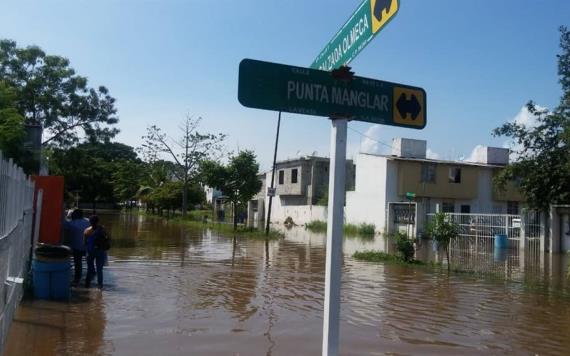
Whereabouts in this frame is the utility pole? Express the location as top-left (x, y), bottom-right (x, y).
top-left (265, 111), bottom-right (281, 235)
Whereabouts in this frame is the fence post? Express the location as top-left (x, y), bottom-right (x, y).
top-left (540, 211), bottom-right (547, 253)
top-left (520, 212), bottom-right (526, 251)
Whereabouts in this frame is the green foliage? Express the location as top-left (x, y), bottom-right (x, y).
top-left (358, 224), bottom-right (376, 235)
top-left (389, 232), bottom-right (415, 262)
top-left (172, 215), bottom-right (284, 240)
top-left (0, 81), bottom-right (25, 162)
top-left (0, 39), bottom-right (119, 146)
top-left (493, 27), bottom-right (570, 211)
top-left (425, 212), bottom-right (459, 271)
top-left (316, 187), bottom-right (328, 206)
top-left (305, 221), bottom-right (376, 236)
top-left (305, 220), bottom-right (327, 232)
top-left (344, 223), bottom-right (376, 236)
top-left (201, 150), bottom-right (262, 229)
top-left (353, 250), bottom-right (400, 263)
top-left (140, 115), bottom-right (224, 214)
top-left (48, 142), bottom-right (140, 207)
top-left (353, 250), bottom-right (425, 265)
top-left (112, 160), bottom-right (147, 204)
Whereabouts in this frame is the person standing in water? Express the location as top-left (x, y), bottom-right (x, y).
top-left (84, 215), bottom-right (109, 289)
top-left (65, 209), bottom-right (90, 286)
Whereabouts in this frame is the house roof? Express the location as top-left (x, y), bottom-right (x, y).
top-left (359, 152), bottom-right (508, 168)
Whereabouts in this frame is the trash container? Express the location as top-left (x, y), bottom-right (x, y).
top-left (32, 244), bottom-right (71, 300)
top-left (494, 234), bottom-right (508, 249)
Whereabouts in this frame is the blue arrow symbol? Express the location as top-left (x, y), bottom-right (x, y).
top-left (396, 93), bottom-right (421, 120)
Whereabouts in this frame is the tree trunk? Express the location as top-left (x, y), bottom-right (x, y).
top-left (446, 246), bottom-right (450, 272)
top-left (182, 181), bottom-right (188, 217)
top-left (233, 202), bottom-right (238, 231)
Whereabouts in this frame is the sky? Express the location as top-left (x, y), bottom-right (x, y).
top-left (1, 0), bottom-right (569, 170)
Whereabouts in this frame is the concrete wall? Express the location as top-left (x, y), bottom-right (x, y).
top-left (345, 155), bottom-right (389, 231)
top-left (344, 153), bottom-right (518, 232)
top-left (392, 138), bottom-right (426, 159)
top-left (397, 160), bottom-right (479, 199)
top-left (268, 196), bottom-right (328, 225)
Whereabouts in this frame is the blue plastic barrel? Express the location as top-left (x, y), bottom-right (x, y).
top-left (32, 259), bottom-right (71, 300)
top-left (494, 234), bottom-right (508, 249)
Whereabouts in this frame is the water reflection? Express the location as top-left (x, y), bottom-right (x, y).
top-left (5, 290), bottom-right (109, 355)
top-left (4, 213), bottom-right (570, 355)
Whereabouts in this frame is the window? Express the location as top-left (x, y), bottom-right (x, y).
top-left (448, 167), bottom-right (461, 183)
top-left (442, 202), bottom-right (455, 213)
top-left (460, 205), bottom-right (471, 214)
top-left (421, 163), bottom-right (436, 183)
top-left (507, 201), bottom-right (519, 215)
top-left (278, 170), bottom-right (284, 185)
top-left (291, 168), bottom-right (298, 183)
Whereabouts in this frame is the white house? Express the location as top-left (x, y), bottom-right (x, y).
top-left (345, 138), bottom-right (523, 234)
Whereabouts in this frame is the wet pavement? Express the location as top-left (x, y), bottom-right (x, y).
top-left (4, 213), bottom-right (570, 355)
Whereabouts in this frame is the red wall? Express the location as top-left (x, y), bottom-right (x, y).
top-left (32, 176), bottom-right (65, 245)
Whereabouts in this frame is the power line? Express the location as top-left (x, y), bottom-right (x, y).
top-left (347, 125), bottom-right (396, 152)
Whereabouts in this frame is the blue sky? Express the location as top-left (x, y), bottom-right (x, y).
top-left (2, 0), bottom-right (569, 170)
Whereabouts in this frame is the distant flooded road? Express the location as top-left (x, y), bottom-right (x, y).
top-left (5, 213), bottom-right (570, 355)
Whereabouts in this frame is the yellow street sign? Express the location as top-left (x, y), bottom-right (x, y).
top-left (370, 0), bottom-right (399, 34)
top-left (393, 87), bottom-right (425, 128)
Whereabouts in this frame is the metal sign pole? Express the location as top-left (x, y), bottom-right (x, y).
top-left (265, 111), bottom-right (282, 235)
top-left (322, 118), bottom-right (347, 356)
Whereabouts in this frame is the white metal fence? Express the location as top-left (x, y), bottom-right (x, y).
top-left (426, 211), bottom-right (545, 279)
top-left (0, 152), bottom-right (35, 354)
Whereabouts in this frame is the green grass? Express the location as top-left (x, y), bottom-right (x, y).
top-left (305, 221), bottom-right (376, 237)
top-left (174, 216), bottom-right (284, 240)
top-left (305, 220), bottom-right (328, 232)
top-left (138, 209), bottom-right (283, 240)
top-left (353, 250), bottom-right (425, 265)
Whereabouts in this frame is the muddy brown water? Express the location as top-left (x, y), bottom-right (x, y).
top-left (4, 213), bottom-right (570, 355)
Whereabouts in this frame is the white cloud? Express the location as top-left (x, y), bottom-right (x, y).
top-left (511, 105), bottom-right (546, 128)
top-left (501, 104), bottom-right (548, 161)
top-left (359, 125), bottom-right (389, 155)
top-left (466, 144), bottom-right (485, 162)
top-left (426, 148), bottom-right (440, 160)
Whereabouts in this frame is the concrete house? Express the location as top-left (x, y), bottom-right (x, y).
top-left (249, 156), bottom-right (355, 226)
top-left (345, 138), bottom-right (524, 234)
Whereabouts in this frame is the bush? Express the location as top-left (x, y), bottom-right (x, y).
top-left (358, 223), bottom-right (375, 236)
top-left (305, 220), bottom-right (327, 232)
top-left (345, 223), bottom-right (375, 236)
top-left (391, 232), bottom-right (415, 262)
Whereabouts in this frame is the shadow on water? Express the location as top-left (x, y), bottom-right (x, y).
top-left (5, 212), bottom-right (570, 355)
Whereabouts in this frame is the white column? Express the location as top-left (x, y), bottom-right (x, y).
top-left (322, 119), bottom-right (347, 356)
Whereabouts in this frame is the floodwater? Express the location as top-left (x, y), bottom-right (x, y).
top-left (4, 213), bottom-right (570, 355)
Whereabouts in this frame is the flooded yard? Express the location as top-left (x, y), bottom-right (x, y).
top-left (4, 213), bottom-right (570, 355)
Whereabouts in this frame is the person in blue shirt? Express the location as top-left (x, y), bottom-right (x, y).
top-left (84, 215), bottom-right (109, 289)
top-left (64, 209), bottom-right (90, 286)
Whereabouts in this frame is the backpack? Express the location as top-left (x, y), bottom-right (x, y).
top-left (93, 227), bottom-right (111, 251)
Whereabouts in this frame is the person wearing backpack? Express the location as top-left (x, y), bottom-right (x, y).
top-left (84, 215), bottom-right (110, 289)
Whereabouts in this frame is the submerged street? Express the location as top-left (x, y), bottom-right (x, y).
top-left (4, 213), bottom-right (570, 355)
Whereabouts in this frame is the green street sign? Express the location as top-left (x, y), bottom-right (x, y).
top-left (311, 0), bottom-right (400, 71)
top-left (238, 59), bottom-right (426, 129)
top-left (406, 192), bottom-right (416, 200)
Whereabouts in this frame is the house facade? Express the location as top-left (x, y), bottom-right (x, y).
top-left (345, 138), bottom-right (523, 234)
top-left (248, 156), bottom-right (355, 226)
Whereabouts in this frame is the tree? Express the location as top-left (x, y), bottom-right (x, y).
top-left (49, 142), bottom-right (139, 210)
top-left (0, 81), bottom-right (25, 162)
top-left (201, 150), bottom-right (262, 230)
top-left (112, 160), bottom-right (147, 207)
top-left (140, 115), bottom-right (224, 216)
top-left (0, 39), bottom-right (119, 147)
top-left (493, 27), bottom-right (570, 211)
top-left (426, 212), bottom-right (459, 272)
